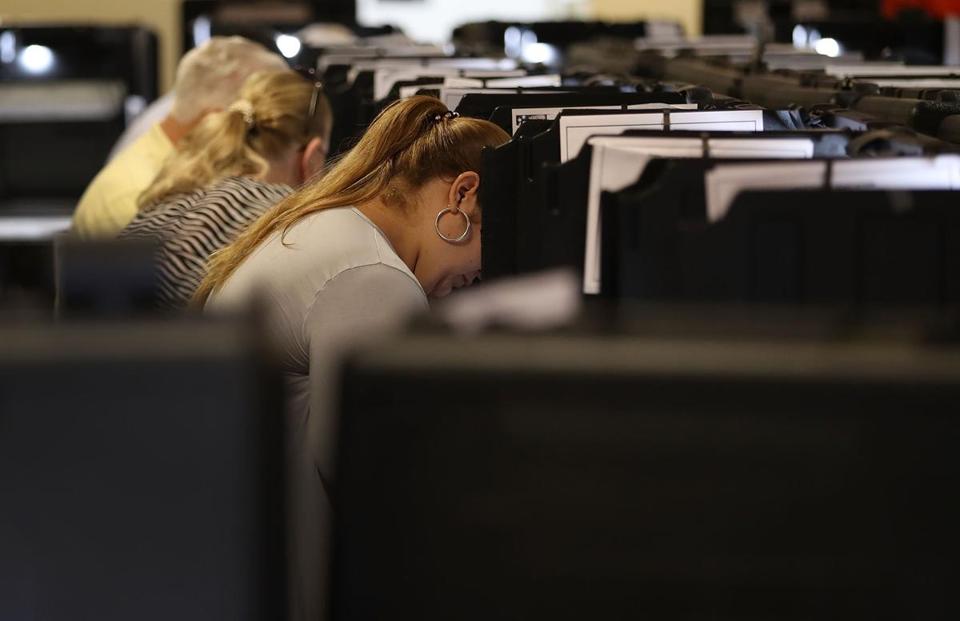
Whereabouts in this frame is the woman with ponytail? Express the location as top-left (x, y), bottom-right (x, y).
top-left (197, 94), bottom-right (509, 407)
top-left (120, 68), bottom-right (332, 308)
top-left (194, 95), bottom-right (509, 621)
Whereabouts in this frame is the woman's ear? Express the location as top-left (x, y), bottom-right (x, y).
top-left (448, 171), bottom-right (480, 216)
top-left (300, 136), bottom-right (328, 182)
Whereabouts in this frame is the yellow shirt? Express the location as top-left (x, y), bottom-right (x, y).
top-left (72, 123), bottom-right (174, 239)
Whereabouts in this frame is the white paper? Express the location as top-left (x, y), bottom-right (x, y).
top-left (705, 155), bottom-right (960, 223)
top-left (659, 109), bottom-right (763, 132)
top-left (581, 135), bottom-right (815, 294)
top-left (440, 87), bottom-right (572, 111)
top-left (642, 21), bottom-right (686, 41)
top-left (438, 88), bottom-right (495, 110)
top-left (559, 109), bottom-right (765, 163)
top-left (345, 57), bottom-right (517, 86)
top-left (509, 103), bottom-right (698, 135)
top-left (627, 103), bottom-right (699, 110)
top-left (399, 84), bottom-right (441, 99)
top-left (482, 75), bottom-right (561, 89)
top-left (440, 88), bottom-right (486, 111)
top-left (374, 67), bottom-right (526, 101)
top-left (317, 46), bottom-right (446, 71)
top-left (510, 105), bottom-right (621, 134)
top-left (443, 74), bottom-right (560, 90)
top-left (439, 269), bottom-right (581, 334)
top-left (317, 49), bottom-right (384, 72)
top-left (316, 43), bottom-right (443, 70)
top-left (560, 113), bottom-right (664, 162)
top-left (294, 23), bottom-right (358, 48)
top-left (442, 77), bottom-right (487, 88)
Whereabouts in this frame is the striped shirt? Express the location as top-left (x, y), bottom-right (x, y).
top-left (121, 176), bottom-right (292, 309)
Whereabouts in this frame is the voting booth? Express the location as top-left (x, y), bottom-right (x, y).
top-left (0, 24), bottom-right (159, 305)
top-left (6, 8), bottom-right (960, 620)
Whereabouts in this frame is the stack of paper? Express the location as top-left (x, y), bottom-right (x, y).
top-left (581, 135), bottom-right (815, 294)
top-left (559, 109), bottom-right (765, 162)
top-left (705, 155), bottom-right (960, 223)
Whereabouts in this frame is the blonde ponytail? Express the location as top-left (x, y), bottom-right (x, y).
top-left (138, 69), bottom-right (332, 209)
top-left (193, 95), bottom-right (509, 305)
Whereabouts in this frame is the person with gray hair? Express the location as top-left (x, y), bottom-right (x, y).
top-left (72, 36), bottom-right (287, 239)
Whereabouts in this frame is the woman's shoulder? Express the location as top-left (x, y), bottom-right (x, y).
top-left (199, 177), bottom-right (293, 212)
top-left (287, 207), bottom-right (405, 268)
top-left (210, 206), bottom-right (425, 317)
top-left (123, 177), bottom-right (290, 236)
top-left (238, 206), bottom-right (421, 295)
top-left (120, 190), bottom-right (196, 237)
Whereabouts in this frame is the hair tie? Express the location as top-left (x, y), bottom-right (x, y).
top-left (429, 110), bottom-right (460, 124)
top-left (228, 99), bottom-right (255, 129)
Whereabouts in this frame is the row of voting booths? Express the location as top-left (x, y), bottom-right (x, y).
top-left (309, 27), bottom-right (960, 621)
top-left (296, 27), bottom-right (960, 312)
top-left (7, 15), bottom-right (960, 621)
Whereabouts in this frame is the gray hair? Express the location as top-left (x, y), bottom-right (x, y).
top-left (170, 36), bottom-right (288, 123)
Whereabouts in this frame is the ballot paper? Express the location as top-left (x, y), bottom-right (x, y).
top-left (705, 155), bottom-right (960, 223)
top-left (510, 103), bottom-right (697, 134)
top-left (374, 68), bottom-right (527, 101)
top-left (559, 109), bottom-right (765, 162)
top-left (581, 135), bottom-right (815, 294)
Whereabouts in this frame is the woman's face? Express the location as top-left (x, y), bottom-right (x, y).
top-left (414, 172), bottom-right (483, 299)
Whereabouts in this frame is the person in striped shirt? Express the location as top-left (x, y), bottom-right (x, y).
top-left (121, 68), bottom-right (332, 308)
